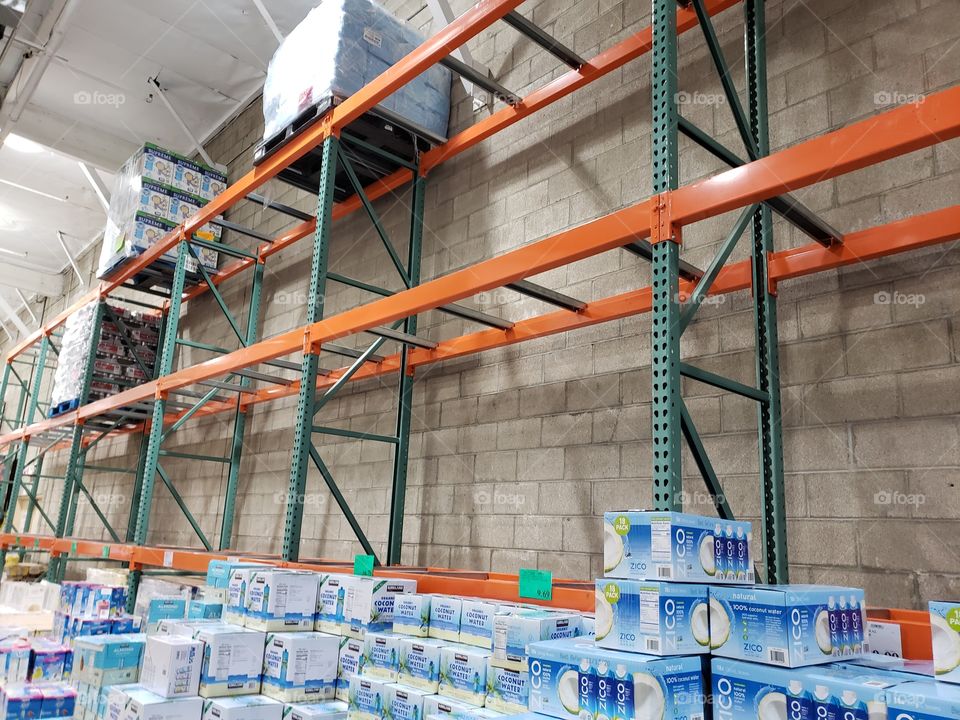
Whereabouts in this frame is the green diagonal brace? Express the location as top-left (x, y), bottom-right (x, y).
top-left (187, 243), bottom-right (247, 346)
top-left (308, 444), bottom-right (378, 562)
top-left (157, 463), bottom-right (212, 550)
top-left (679, 398), bottom-right (733, 519)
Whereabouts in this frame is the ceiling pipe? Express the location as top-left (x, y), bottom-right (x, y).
top-left (55, 230), bottom-right (85, 287)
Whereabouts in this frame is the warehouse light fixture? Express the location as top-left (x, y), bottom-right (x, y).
top-left (0, 177), bottom-right (65, 201)
top-left (0, 246), bottom-right (27, 258)
top-left (3, 133), bottom-right (44, 153)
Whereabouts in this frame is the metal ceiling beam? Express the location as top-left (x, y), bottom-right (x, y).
top-left (0, 264), bottom-right (64, 297)
top-left (250, 0), bottom-right (284, 43)
top-left (78, 162), bottom-right (111, 213)
top-left (0, 293), bottom-right (28, 335)
top-left (15, 290), bottom-right (37, 325)
top-left (148, 77), bottom-right (220, 171)
top-left (56, 231), bottom-right (85, 286)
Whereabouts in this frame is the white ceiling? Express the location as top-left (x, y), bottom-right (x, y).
top-left (0, 0), bottom-right (320, 335)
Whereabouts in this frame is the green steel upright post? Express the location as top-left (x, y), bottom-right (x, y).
top-left (0, 362), bottom-right (11, 432)
top-left (650, 0), bottom-right (683, 511)
top-left (283, 135), bottom-right (338, 562)
top-left (21, 456), bottom-right (43, 536)
top-left (220, 259), bottom-right (264, 549)
top-left (746, 0), bottom-right (788, 583)
top-left (4, 335), bottom-right (48, 532)
top-left (49, 301), bottom-right (105, 581)
top-left (127, 241), bottom-right (190, 609)
top-left (386, 170), bottom-right (425, 565)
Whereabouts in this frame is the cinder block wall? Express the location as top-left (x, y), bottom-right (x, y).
top-left (7, 0), bottom-right (960, 607)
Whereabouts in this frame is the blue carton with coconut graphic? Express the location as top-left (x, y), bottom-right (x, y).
top-left (887, 681), bottom-right (960, 720)
top-left (929, 601), bottom-right (960, 683)
top-left (708, 585), bottom-right (866, 668)
top-left (594, 579), bottom-right (709, 656)
top-left (603, 510), bottom-right (753, 583)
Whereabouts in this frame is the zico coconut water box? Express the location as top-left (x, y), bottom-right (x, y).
top-left (342, 579), bottom-right (416, 639)
top-left (801, 666), bottom-right (901, 720)
top-left (438, 646), bottom-right (490, 706)
top-left (398, 638), bottom-right (444, 693)
top-left (594, 579), bottom-right (709, 656)
top-left (833, 655), bottom-right (935, 679)
top-left (603, 510), bottom-right (754, 583)
top-left (347, 676), bottom-right (391, 720)
top-left (712, 658), bottom-right (816, 720)
top-left (362, 633), bottom-right (402, 681)
top-left (429, 597), bottom-right (462, 643)
top-left (262, 632), bottom-right (339, 703)
top-left (246, 570), bottom-right (319, 632)
top-left (491, 611), bottom-right (582, 671)
top-left (392, 595), bottom-right (430, 638)
top-left (317, 575), bottom-right (354, 635)
top-left (484, 660), bottom-right (529, 714)
top-left (384, 685), bottom-right (430, 720)
top-left (929, 601), bottom-right (960, 684)
top-left (527, 637), bottom-right (704, 720)
top-left (709, 585), bottom-right (866, 667)
top-left (336, 637), bottom-right (364, 703)
top-left (283, 701), bottom-right (349, 720)
top-left (458, 601), bottom-right (504, 649)
top-left (886, 681), bottom-right (960, 720)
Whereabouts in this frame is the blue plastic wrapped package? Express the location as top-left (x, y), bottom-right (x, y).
top-left (262, 0), bottom-right (451, 142)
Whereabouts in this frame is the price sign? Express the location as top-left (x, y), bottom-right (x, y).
top-left (519, 568), bottom-right (553, 601)
top-left (354, 555), bottom-right (375, 576)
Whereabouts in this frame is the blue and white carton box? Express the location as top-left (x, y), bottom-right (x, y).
top-left (317, 575), bottom-right (354, 635)
top-left (528, 637), bottom-right (704, 720)
top-left (347, 676), bottom-right (391, 720)
top-left (929, 601), bottom-right (960, 684)
top-left (423, 694), bottom-right (497, 719)
top-left (484, 659), bottom-right (528, 714)
top-left (385, 684), bottom-right (429, 720)
top-left (392, 595), bottom-right (430, 638)
top-left (38, 683), bottom-right (76, 719)
top-left (595, 579), bottom-right (709, 656)
top-left (438, 645), bottom-right (490, 706)
top-left (491, 610), bottom-right (582, 671)
top-left (284, 701), bottom-right (348, 720)
top-left (458, 601), bottom-right (503, 650)
top-left (397, 638), bottom-right (444, 693)
top-left (886, 681), bottom-right (960, 720)
top-left (342, 579), bottom-right (416, 639)
top-left (712, 658), bottom-right (817, 720)
top-left (1, 684), bottom-right (43, 720)
top-left (709, 585), bottom-right (866, 667)
top-left (140, 635), bottom-right (202, 698)
top-left (189, 600), bottom-right (223, 620)
top-left (246, 570), bottom-right (318, 632)
top-left (361, 633), bottom-right (402, 681)
top-left (227, 568), bottom-right (273, 625)
top-left (603, 510), bottom-right (754, 583)
top-left (73, 634), bottom-right (145, 686)
top-left (802, 665), bottom-right (900, 720)
top-left (336, 637), bottom-right (364, 702)
top-left (428, 597), bottom-right (462, 643)
top-left (193, 626), bottom-right (265, 698)
top-left (262, 632), bottom-right (339, 703)
top-left (202, 696), bottom-right (283, 720)
top-left (207, 561), bottom-right (264, 590)
top-left (109, 685), bottom-right (203, 720)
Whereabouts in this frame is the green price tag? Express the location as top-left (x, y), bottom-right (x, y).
top-left (70, 542), bottom-right (78, 555)
top-left (33, 538), bottom-right (39, 549)
top-left (354, 555), bottom-right (375, 576)
top-left (15, 536), bottom-right (21, 547)
top-left (519, 568), bottom-right (553, 601)
top-left (101, 546), bottom-right (110, 558)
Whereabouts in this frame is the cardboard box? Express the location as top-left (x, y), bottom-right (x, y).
top-left (73, 634), bottom-right (145, 686)
top-left (438, 646), bottom-right (490, 706)
top-left (396, 638), bottom-right (443, 693)
top-left (141, 635), bottom-right (203, 698)
top-left (458, 601), bottom-right (504, 650)
top-left (341, 579), bottom-right (416, 639)
top-left (207, 563), bottom-right (264, 590)
top-left (188, 601), bottom-right (223, 620)
top-left (245, 571), bottom-right (318, 632)
top-left (0, 684), bottom-right (43, 720)
top-left (346, 677), bottom-right (391, 720)
top-left (0, 639), bottom-right (30, 684)
top-left (491, 611), bottom-right (582, 670)
top-left (282, 701), bottom-right (348, 720)
top-left (316, 576), bottom-right (353, 635)
top-left (360, 633), bottom-right (401, 681)
top-left (484, 661), bottom-right (528, 714)
top-left (261, 632), bottom-right (338, 703)
top-left (38, 684), bottom-right (76, 719)
top-left (201, 696), bottom-right (282, 720)
top-left (227, 569), bottom-right (266, 626)
top-left (391, 595), bottom-right (430, 638)
top-left (384, 685), bottom-right (429, 720)
top-left (887, 681), bottom-right (960, 720)
top-left (29, 640), bottom-right (71, 682)
top-left (193, 626), bottom-right (265, 698)
top-left (110, 685), bottom-right (203, 720)
top-left (428, 597), bottom-right (461, 643)
top-left (930, 600), bottom-right (960, 683)
top-left (335, 637), bottom-right (363, 703)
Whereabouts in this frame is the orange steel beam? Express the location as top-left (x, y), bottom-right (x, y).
top-left (181, 0), bottom-right (740, 305)
top-left (2, 90), bottom-right (959, 447)
top-left (0, 533), bottom-right (594, 611)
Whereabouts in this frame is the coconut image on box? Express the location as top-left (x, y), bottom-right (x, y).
top-left (246, 570), bottom-right (319, 632)
top-left (392, 595), bottom-right (430, 638)
top-left (886, 681), bottom-right (960, 720)
top-left (228, 567), bottom-right (271, 625)
top-left (802, 665), bottom-right (899, 720)
top-left (491, 611), bottom-right (582, 671)
top-left (428, 597), bottom-right (462, 642)
top-left (594, 579), bottom-right (709, 656)
top-left (141, 635), bottom-right (202, 698)
top-left (202, 696), bottom-right (283, 720)
top-left (398, 638), bottom-right (444, 693)
top-left (458, 601), bottom-right (503, 650)
top-left (439, 645), bottom-right (490, 706)
top-left (337, 637), bottom-right (364, 702)
top-left (603, 510), bottom-right (753, 583)
top-left (193, 626), bottom-right (265, 698)
top-left (284, 700), bottom-right (349, 720)
top-left (342, 579), bottom-right (416, 639)
top-left (362, 633), bottom-right (402, 681)
top-left (385, 684), bottom-right (430, 720)
top-left (484, 660), bottom-right (528, 714)
top-left (712, 657), bottom-right (815, 720)
top-left (930, 601), bottom-right (960, 683)
top-left (708, 585), bottom-right (866, 667)
top-left (347, 676), bottom-right (391, 720)
top-left (317, 575), bottom-right (354, 635)
top-left (262, 632), bottom-right (339, 702)
top-left (527, 637), bottom-right (704, 720)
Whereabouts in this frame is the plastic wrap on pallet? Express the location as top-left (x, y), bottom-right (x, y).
top-left (49, 301), bottom-right (98, 410)
top-left (96, 143), bottom-right (226, 280)
top-left (262, 0), bottom-right (451, 142)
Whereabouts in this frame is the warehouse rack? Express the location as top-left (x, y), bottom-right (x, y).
top-left (0, 0), bottom-right (959, 609)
